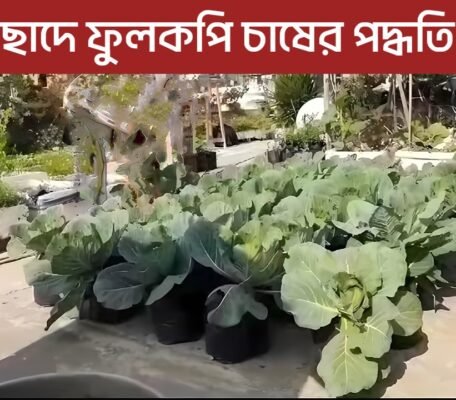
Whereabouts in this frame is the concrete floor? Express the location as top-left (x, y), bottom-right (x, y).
top-left (1, 257), bottom-right (456, 398)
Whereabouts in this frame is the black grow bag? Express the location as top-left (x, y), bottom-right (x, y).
top-left (183, 153), bottom-right (198, 173)
top-left (79, 282), bottom-right (138, 324)
top-left (197, 150), bottom-right (217, 172)
top-left (205, 289), bottom-right (270, 364)
top-left (148, 262), bottom-right (231, 345)
top-left (391, 329), bottom-right (424, 350)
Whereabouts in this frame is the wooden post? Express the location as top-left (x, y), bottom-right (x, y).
top-left (190, 98), bottom-right (197, 154)
top-left (408, 74), bottom-right (413, 146)
top-left (397, 74), bottom-right (410, 130)
top-left (392, 75), bottom-right (398, 133)
top-left (206, 78), bottom-right (212, 144)
top-left (165, 131), bottom-right (173, 164)
top-left (215, 84), bottom-right (227, 149)
top-left (323, 74), bottom-right (330, 111)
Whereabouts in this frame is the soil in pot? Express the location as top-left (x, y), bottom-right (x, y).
top-left (205, 289), bottom-right (270, 364)
top-left (79, 283), bottom-right (138, 324)
top-left (148, 262), bottom-right (232, 345)
top-left (391, 329), bottom-right (424, 350)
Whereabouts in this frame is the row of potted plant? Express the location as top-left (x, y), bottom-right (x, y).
top-left (8, 152), bottom-right (456, 397)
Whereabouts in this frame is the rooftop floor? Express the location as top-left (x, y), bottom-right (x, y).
top-left (1, 257), bottom-right (456, 398)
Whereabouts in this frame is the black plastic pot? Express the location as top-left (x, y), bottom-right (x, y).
top-left (267, 148), bottom-right (286, 164)
top-left (197, 150), bottom-right (217, 172)
top-left (308, 141), bottom-right (325, 154)
top-left (148, 284), bottom-right (206, 345)
top-left (391, 329), bottom-right (424, 350)
top-left (148, 262), bottom-right (231, 345)
top-left (205, 289), bottom-right (270, 364)
top-left (0, 373), bottom-right (162, 398)
top-left (79, 283), bottom-right (138, 324)
top-left (183, 153), bottom-right (198, 173)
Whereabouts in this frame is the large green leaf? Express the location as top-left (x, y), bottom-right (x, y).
top-left (391, 290), bottom-right (423, 336)
top-left (282, 245), bottom-right (340, 329)
top-left (317, 321), bottom-right (378, 397)
top-left (252, 190), bottom-right (276, 217)
top-left (200, 200), bottom-right (234, 223)
top-left (150, 194), bottom-right (183, 221)
top-left (206, 284), bottom-right (268, 328)
top-left (45, 282), bottom-right (86, 331)
top-left (375, 245), bottom-right (408, 297)
top-left (272, 196), bottom-right (309, 227)
top-left (183, 219), bottom-right (247, 282)
top-left (350, 296), bottom-right (398, 358)
top-left (368, 206), bottom-right (403, 243)
top-left (23, 259), bottom-right (52, 285)
top-left (332, 200), bottom-right (377, 236)
top-left (409, 253), bottom-right (434, 278)
top-left (285, 243), bottom-right (340, 282)
top-left (162, 211), bottom-right (196, 240)
top-left (118, 224), bottom-right (176, 278)
top-left (231, 190), bottom-right (253, 210)
top-left (146, 244), bottom-right (193, 305)
top-left (333, 245), bottom-right (382, 295)
top-left (93, 263), bottom-right (146, 310)
top-left (10, 205), bottom-right (67, 255)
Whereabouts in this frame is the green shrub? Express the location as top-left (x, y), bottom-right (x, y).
top-left (285, 124), bottom-right (323, 149)
top-left (0, 150), bottom-right (74, 177)
top-left (230, 113), bottom-right (273, 132)
top-left (0, 181), bottom-right (21, 207)
top-left (270, 74), bottom-right (318, 127)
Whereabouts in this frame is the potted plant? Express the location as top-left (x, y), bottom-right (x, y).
top-left (8, 205), bottom-right (68, 307)
top-left (280, 242), bottom-right (423, 397)
top-left (195, 139), bottom-right (217, 172)
top-left (13, 199), bottom-right (150, 330)
top-left (117, 208), bottom-right (229, 345)
top-left (183, 217), bottom-right (285, 363)
top-left (285, 124), bottom-right (325, 155)
top-left (266, 137), bottom-right (286, 164)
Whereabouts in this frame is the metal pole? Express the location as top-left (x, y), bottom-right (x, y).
top-left (215, 84), bottom-right (227, 149)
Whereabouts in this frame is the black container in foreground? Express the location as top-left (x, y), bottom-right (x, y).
top-left (148, 284), bottom-right (206, 345)
top-left (391, 329), bottom-right (424, 350)
top-left (0, 373), bottom-right (162, 398)
top-left (148, 262), bottom-right (231, 345)
top-left (205, 290), bottom-right (270, 364)
top-left (79, 283), bottom-right (138, 324)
